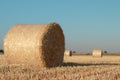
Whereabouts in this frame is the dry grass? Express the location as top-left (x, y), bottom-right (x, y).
top-left (0, 54), bottom-right (120, 80)
top-left (64, 55), bottom-right (120, 64)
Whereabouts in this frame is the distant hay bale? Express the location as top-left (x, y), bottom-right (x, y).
top-left (4, 22), bottom-right (65, 68)
top-left (92, 49), bottom-right (102, 57)
top-left (64, 50), bottom-right (72, 56)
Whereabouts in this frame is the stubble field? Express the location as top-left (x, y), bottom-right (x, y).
top-left (0, 53), bottom-right (120, 80)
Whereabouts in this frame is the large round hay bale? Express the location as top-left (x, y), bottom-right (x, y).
top-left (4, 22), bottom-right (65, 68)
top-left (92, 49), bottom-right (102, 57)
top-left (64, 50), bottom-right (72, 56)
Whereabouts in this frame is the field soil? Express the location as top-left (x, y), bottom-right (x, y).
top-left (0, 54), bottom-right (120, 80)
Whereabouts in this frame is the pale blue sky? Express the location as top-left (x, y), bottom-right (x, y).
top-left (0, 0), bottom-right (120, 52)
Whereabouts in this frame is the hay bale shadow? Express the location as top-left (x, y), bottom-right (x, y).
top-left (63, 62), bottom-right (120, 67)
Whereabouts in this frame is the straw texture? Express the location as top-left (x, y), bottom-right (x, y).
top-left (92, 49), bottom-right (102, 57)
top-left (64, 50), bottom-right (72, 56)
top-left (4, 22), bottom-right (65, 68)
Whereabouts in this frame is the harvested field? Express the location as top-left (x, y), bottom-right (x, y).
top-left (64, 55), bottom-right (120, 64)
top-left (0, 54), bottom-right (120, 80)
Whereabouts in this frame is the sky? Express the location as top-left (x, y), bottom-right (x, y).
top-left (0, 0), bottom-right (120, 53)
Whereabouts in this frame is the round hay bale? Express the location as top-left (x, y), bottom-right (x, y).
top-left (4, 22), bottom-right (65, 68)
top-left (64, 50), bottom-right (72, 56)
top-left (92, 49), bottom-right (102, 57)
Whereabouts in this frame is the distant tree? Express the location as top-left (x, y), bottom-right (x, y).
top-left (103, 51), bottom-right (107, 54)
top-left (72, 51), bottom-right (76, 53)
top-left (86, 53), bottom-right (90, 55)
top-left (0, 50), bottom-right (4, 53)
